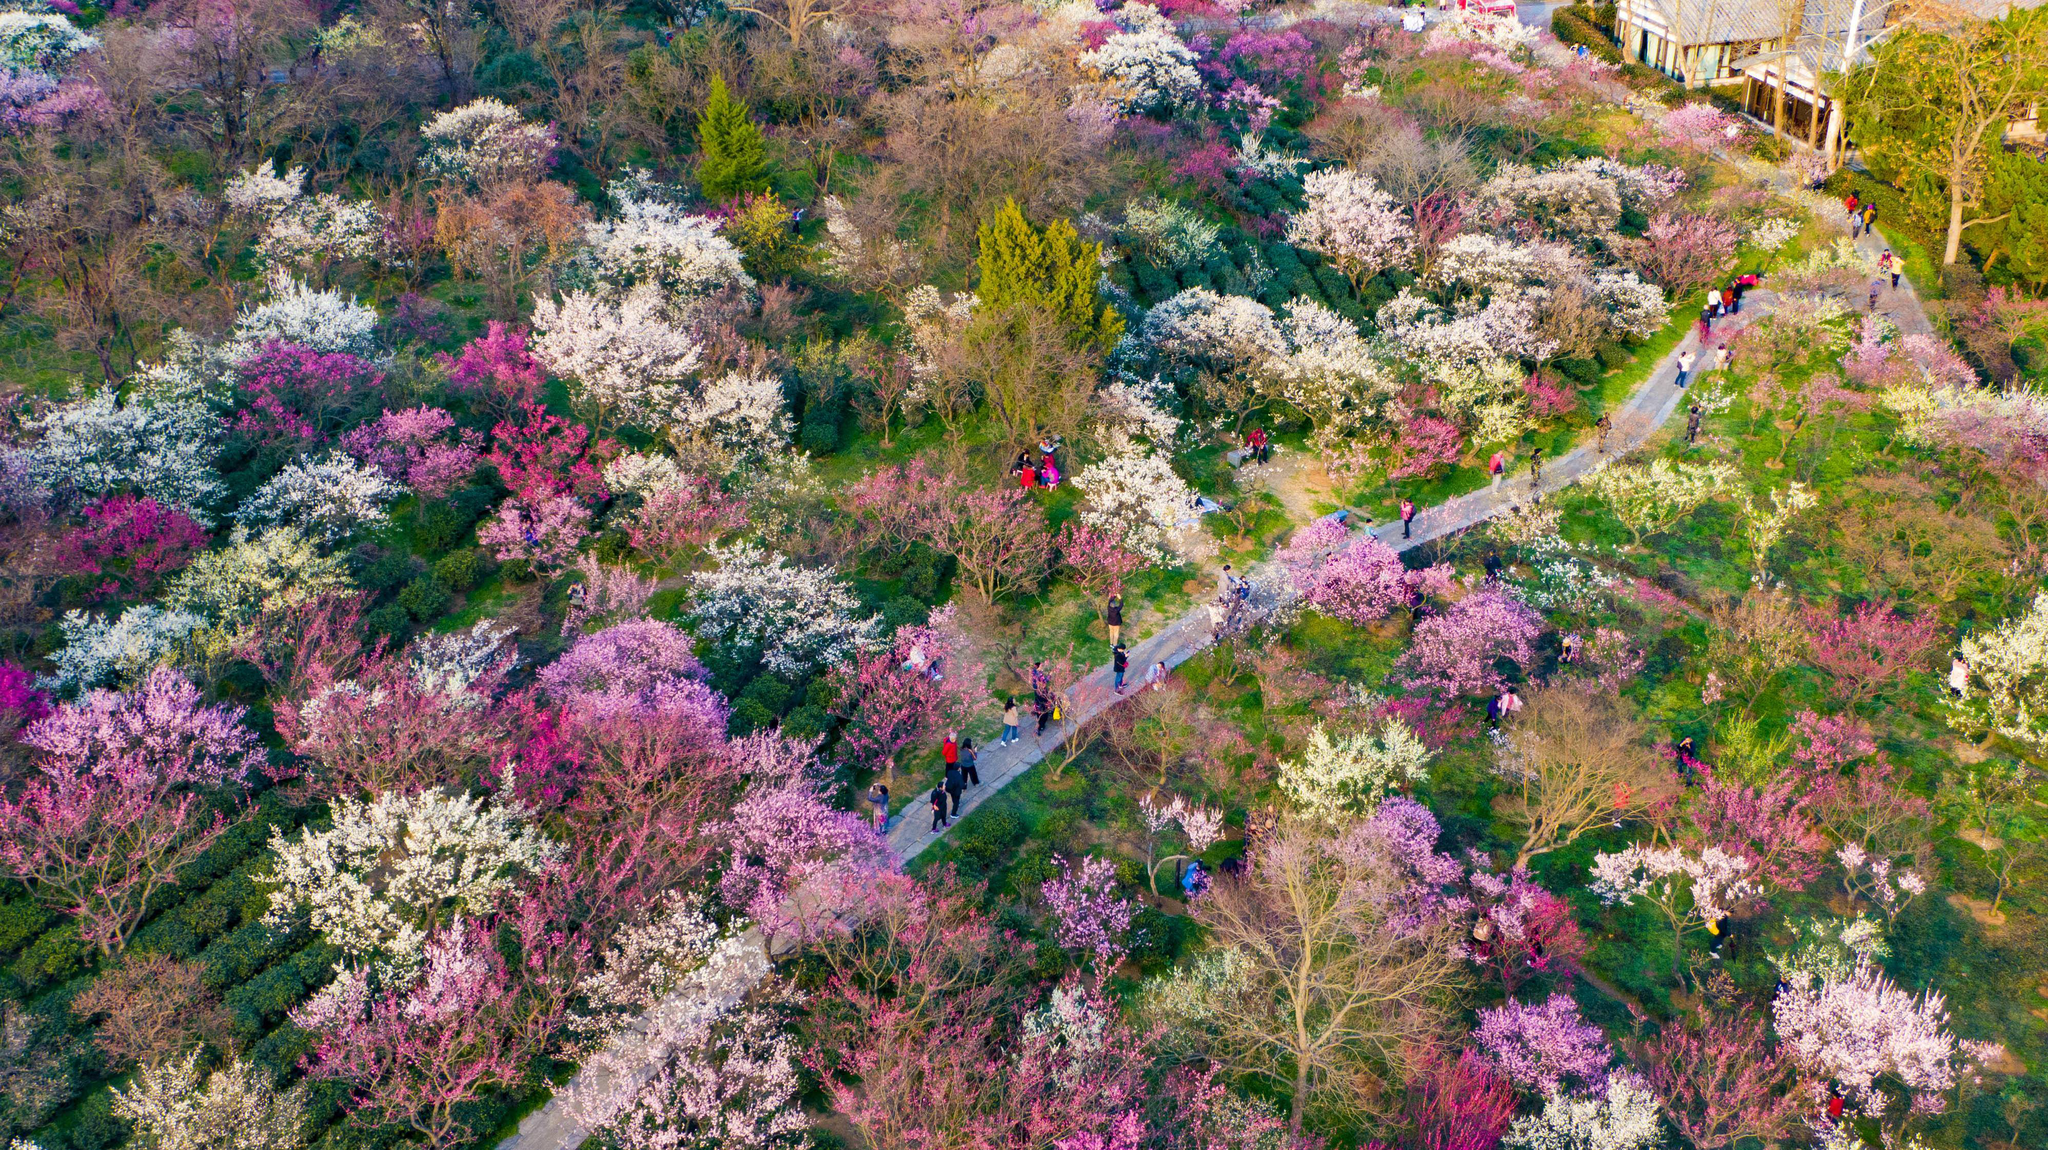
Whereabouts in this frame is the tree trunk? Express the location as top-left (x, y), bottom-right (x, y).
top-left (1290, 1061), bottom-right (1310, 1136)
top-left (1945, 149), bottom-right (1968, 265)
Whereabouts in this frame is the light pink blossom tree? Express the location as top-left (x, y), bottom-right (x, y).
top-left (1474, 993), bottom-right (1611, 1097)
top-left (1397, 587), bottom-right (1542, 700)
top-left (1040, 855), bottom-right (1134, 972)
top-left (1772, 960), bottom-right (1958, 1123)
top-left (1633, 1011), bottom-right (1804, 1150)
top-left (828, 607), bottom-right (984, 787)
top-left (0, 668), bottom-right (263, 955)
top-left (1803, 600), bottom-right (1939, 709)
top-left (1276, 518), bottom-right (1453, 626)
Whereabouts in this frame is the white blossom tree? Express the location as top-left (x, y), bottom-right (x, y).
top-left (1590, 844), bottom-right (1759, 977)
top-left (235, 453), bottom-right (402, 541)
top-left (1506, 1071), bottom-right (1664, 1150)
top-left (1268, 297), bottom-right (1394, 440)
top-left (421, 97), bottom-right (558, 185)
top-left (1580, 459), bottom-right (1736, 547)
top-left (1278, 721), bottom-right (1433, 822)
top-left (1950, 591), bottom-right (2048, 751)
top-left (223, 160), bottom-right (305, 219)
top-left (1772, 960), bottom-right (1958, 1120)
top-left (44, 606), bottom-right (206, 692)
top-left (230, 273), bottom-right (380, 359)
top-left (1141, 287), bottom-right (1286, 373)
top-left (582, 195), bottom-right (754, 305)
top-left (165, 527), bottom-right (352, 625)
top-left (112, 1049), bottom-right (308, 1150)
top-left (530, 286), bottom-right (705, 434)
top-left (1287, 169), bottom-right (1416, 293)
top-left (681, 371), bottom-right (793, 463)
top-left (1072, 448), bottom-right (1198, 563)
top-left (688, 543), bottom-right (878, 675)
top-left (1080, 28), bottom-right (1202, 114)
top-left (24, 390), bottom-right (224, 521)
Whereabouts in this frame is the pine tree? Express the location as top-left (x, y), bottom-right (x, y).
top-left (695, 73), bottom-right (770, 203)
top-left (975, 199), bottom-right (1125, 350)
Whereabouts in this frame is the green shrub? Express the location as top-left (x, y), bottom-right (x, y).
top-left (0, 898), bottom-right (50, 957)
top-left (64, 1089), bottom-right (128, 1150)
top-left (739, 674), bottom-right (794, 715)
top-left (10, 922), bottom-right (86, 993)
top-left (730, 698), bottom-right (777, 734)
top-left (1037, 808), bottom-right (1081, 844)
top-left (1551, 9), bottom-right (1621, 62)
top-left (1597, 344), bottom-right (1633, 370)
top-left (363, 603), bottom-right (412, 637)
top-left (882, 595), bottom-right (929, 632)
top-left (1010, 847), bottom-right (1060, 889)
top-left (433, 548), bottom-right (483, 591)
top-left (782, 703), bottom-right (831, 742)
top-left (398, 576), bottom-right (451, 621)
top-left (800, 401), bottom-right (844, 455)
top-left (500, 557), bottom-right (533, 584)
top-left (1031, 940), bottom-right (1071, 979)
top-left (955, 809), bottom-right (1025, 868)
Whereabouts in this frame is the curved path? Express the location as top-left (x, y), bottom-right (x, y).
top-left (501, 215), bottom-right (1933, 1150)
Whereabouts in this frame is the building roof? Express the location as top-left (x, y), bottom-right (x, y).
top-left (1642, 0), bottom-right (1804, 44)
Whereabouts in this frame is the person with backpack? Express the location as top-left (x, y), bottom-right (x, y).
top-left (1861, 202), bottom-right (1877, 237)
top-left (1595, 414), bottom-right (1612, 454)
top-left (1686, 402), bottom-right (1703, 445)
top-left (1113, 642), bottom-right (1129, 694)
top-left (944, 759), bottom-right (965, 818)
top-left (1843, 192), bottom-right (1859, 224)
top-left (1528, 446), bottom-right (1543, 491)
top-left (960, 737), bottom-right (980, 785)
top-left (1034, 692), bottom-right (1052, 738)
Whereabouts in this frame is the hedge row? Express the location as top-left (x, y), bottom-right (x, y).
top-left (1551, 8), bottom-right (1621, 63)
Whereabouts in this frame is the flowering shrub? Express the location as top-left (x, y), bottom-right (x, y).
top-left (682, 371), bottom-right (794, 464)
top-left (257, 193), bottom-right (384, 270)
top-left (112, 1050), bottom-right (305, 1150)
top-left (1220, 28), bottom-right (1314, 82)
top-left (1287, 168), bottom-right (1416, 291)
top-left (235, 452), bottom-right (402, 541)
top-left (165, 526), bottom-right (352, 625)
top-left (477, 495), bottom-right (592, 575)
top-left (487, 401), bottom-right (617, 504)
top-left (828, 609), bottom-right (983, 781)
top-left (689, 543), bottom-right (877, 676)
top-left (43, 605), bottom-right (205, 692)
top-left (1632, 212), bottom-right (1739, 298)
top-left (421, 97), bottom-right (557, 185)
top-left (1056, 519), bottom-right (1149, 596)
top-left (1081, 28), bottom-right (1203, 114)
top-left (1041, 855), bottom-right (1134, 971)
top-left (620, 473), bottom-right (749, 564)
top-left (1141, 287), bottom-right (1285, 372)
top-left (54, 495), bottom-right (207, 601)
top-left (225, 159), bottom-right (304, 218)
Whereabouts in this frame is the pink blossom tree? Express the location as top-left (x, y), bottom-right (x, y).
top-left (477, 494), bottom-right (591, 574)
top-left (715, 747), bottom-right (896, 956)
top-left (232, 341), bottom-right (385, 450)
top-left (1277, 518), bottom-right (1453, 627)
top-left (828, 607), bottom-right (984, 787)
top-left (1403, 1048), bottom-right (1517, 1150)
top-left (538, 619), bottom-right (717, 720)
top-left (273, 649), bottom-right (516, 801)
top-left (1056, 520), bottom-right (1148, 597)
top-left (620, 475), bottom-right (749, 565)
top-left (1632, 212), bottom-right (1738, 299)
top-left (441, 321), bottom-right (546, 416)
top-left (1772, 961), bottom-right (1958, 1123)
top-left (340, 406), bottom-right (483, 498)
top-left (1803, 600), bottom-right (1939, 709)
top-left (53, 495), bottom-right (208, 601)
top-left (1686, 769), bottom-right (1829, 892)
top-left (1474, 993), bottom-right (1611, 1097)
top-left (1633, 1011), bottom-right (1804, 1150)
top-left (0, 660), bottom-right (50, 749)
top-left (1040, 855), bottom-right (1134, 972)
top-left (1389, 411), bottom-right (1464, 481)
top-left (1397, 588), bottom-right (1542, 700)
top-left (0, 668), bottom-right (263, 955)
top-left (486, 401), bottom-right (617, 504)
top-left (1458, 862), bottom-right (1588, 994)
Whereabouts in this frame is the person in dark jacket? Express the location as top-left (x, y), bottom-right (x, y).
top-left (930, 785), bottom-right (949, 831)
top-left (1105, 592), bottom-right (1123, 646)
top-left (944, 762), bottom-right (965, 817)
top-left (960, 737), bottom-right (980, 785)
top-left (1034, 692), bottom-right (1052, 737)
top-left (1113, 642), bottom-right (1129, 694)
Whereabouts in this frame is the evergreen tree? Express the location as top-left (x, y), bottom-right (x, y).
top-left (975, 199), bottom-right (1125, 350)
top-left (695, 73), bottom-right (770, 202)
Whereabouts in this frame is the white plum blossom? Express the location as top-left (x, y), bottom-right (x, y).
top-left (1231, 131), bottom-right (1309, 181)
top-left (0, 10), bottom-right (99, 73)
top-left (165, 526), bottom-right (352, 625)
top-left (900, 284), bottom-right (979, 383)
top-left (1375, 290), bottom-right (1548, 438)
top-left (1287, 168), bottom-right (1416, 289)
top-left (256, 193), bottom-right (384, 269)
top-left (583, 195), bottom-right (754, 304)
top-left (682, 371), bottom-right (792, 462)
top-left (265, 789), bottom-right (560, 979)
top-left (1772, 960), bottom-right (1958, 1118)
top-left (1095, 374), bottom-right (1182, 449)
top-left (602, 451), bottom-right (687, 497)
top-left (1429, 233), bottom-right (1559, 297)
top-left (1279, 720), bottom-right (1433, 821)
top-left (111, 1049), bottom-right (307, 1150)
top-left (223, 159), bottom-right (306, 219)
top-left (408, 619), bottom-right (518, 698)
top-left (531, 286), bottom-right (705, 433)
top-left (43, 605), bottom-right (206, 692)
top-left (23, 390), bottom-right (224, 520)
top-left (1585, 269), bottom-right (1668, 340)
top-left (1952, 591), bottom-right (2048, 753)
top-left (1590, 844), bottom-right (1760, 925)
top-left (1121, 198), bottom-right (1221, 271)
top-left (819, 194), bottom-right (909, 286)
top-left (235, 452), bottom-right (402, 541)
top-left (1080, 28), bottom-right (1202, 114)
top-left (1141, 287), bottom-right (1285, 370)
top-left (1506, 1071), bottom-right (1663, 1150)
top-left (1072, 447), bottom-right (1198, 563)
top-left (1480, 162), bottom-right (1626, 244)
top-left (688, 543), bottom-right (879, 676)
top-left (1269, 296), bottom-right (1394, 436)
top-left (231, 272), bottom-right (380, 359)
top-left (421, 97), bottom-right (558, 184)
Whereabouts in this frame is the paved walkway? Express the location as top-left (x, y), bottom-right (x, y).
top-left (500, 199), bottom-right (1940, 1150)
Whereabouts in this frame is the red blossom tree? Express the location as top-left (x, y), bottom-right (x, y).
top-left (1403, 1048), bottom-right (1517, 1150)
top-left (1632, 1011), bottom-right (1804, 1150)
top-left (53, 495), bottom-right (208, 601)
top-left (487, 401), bottom-right (619, 504)
top-left (442, 321), bottom-right (547, 416)
top-left (0, 668), bottom-right (263, 955)
top-left (1803, 600), bottom-right (1939, 709)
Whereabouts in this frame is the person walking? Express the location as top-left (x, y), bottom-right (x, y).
top-left (930, 783), bottom-right (950, 831)
top-left (867, 782), bottom-right (890, 833)
top-left (1706, 286), bottom-right (1722, 317)
top-left (1400, 497), bottom-right (1416, 539)
top-left (1685, 402), bottom-right (1702, 445)
top-left (1675, 348), bottom-right (1695, 388)
top-left (1696, 308), bottom-right (1712, 341)
top-left (1861, 203), bottom-right (1877, 238)
top-left (942, 730), bottom-right (959, 774)
top-left (1528, 445), bottom-right (1543, 490)
top-left (1146, 660), bottom-right (1167, 691)
top-left (960, 737), bottom-right (980, 786)
top-left (1034, 692), bottom-right (1053, 738)
top-left (1868, 279), bottom-right (1883, 312)
top-left (1030, 660), bottom-right (1049, 696)
top-left (1843, 192), bottom-right (1859, 225)
top-left (1113, 641), bottom-right (1129, 694)
top-left (1001, 698), bottom-right (1021, 745)
top-left (944, 760), bottom-right (965, 818)
top-left (1595, 414), bottom-right (1611, 454)
top-left (1488, 449), bottom-right (1508, 490)
top-left (1105, 592), bottom-right (1123, 647)
top-left (1483, 546), bottom-right (1503, 581)
top-left (1949, 657), bottom-right (1969, 699)
top-left (1880, 248), bottom-right (1899, 289)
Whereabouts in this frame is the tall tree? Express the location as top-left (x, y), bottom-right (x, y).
top-left (695, 73), bottom-right (771, 202)
top-left (974, 199), bottom-right (1125, 350)
top-left (1840, 5), bottom-right (2048, 265)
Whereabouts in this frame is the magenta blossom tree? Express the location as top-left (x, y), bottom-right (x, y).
top-left (1389, 411), bottom-right (1464, 481)
top-left (441, 321), bottom-right (546, 415)
top-left (1474, 993), bottom-right (1612, 1097)
top-left (1634, 1011), bottom-right (1803, 1150)
top-left (1404, 1048), bottom-right (1517, 1150)
top-left (232, 340), bottom-right (385, 449)
top-left (1275, 518), bottom-right (1453, 627)
top-left (340, 406), bottom-right (483, 498)
top-left (478, 495), bottom-right (591, 574)
top-left (0, 667), bottom-right (263, 955)
top-left (0, 660), bottom-right (50, 747)
top-left (1040, 855), bottom-right (1133, 972)
top-left (53, 495), bottom-right (209, 601)
top-left (1458, 861), bottom-right (1588, 993)
top-left (487, 401), bottom-right (617, 505)
top-left (1397, 587), bottom-right (1543, 700)
top-left (828, 606), bottom-right (983, 786)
